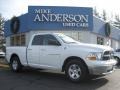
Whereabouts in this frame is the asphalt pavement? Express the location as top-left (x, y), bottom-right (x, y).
top-left (0, 59), bottom-right (120, 90)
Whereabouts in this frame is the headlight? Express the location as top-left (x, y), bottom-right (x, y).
top-left (86, 52), bottom-right (103, 61)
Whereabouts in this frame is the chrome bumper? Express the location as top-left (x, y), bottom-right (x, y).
top-left (88, 59), bottom-right (117, 75)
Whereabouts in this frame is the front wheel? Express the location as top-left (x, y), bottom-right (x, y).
top-left (65, 60), bottom-right (88, 82)
top-left (114, 57), bottom-right (120, 67)
top-left (10, 56), bottom-right (22, 72)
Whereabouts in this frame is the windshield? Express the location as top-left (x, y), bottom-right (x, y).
top-left (56, 33), bottom-right (78, 44)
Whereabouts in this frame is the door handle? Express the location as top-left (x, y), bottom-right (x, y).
top-left (27, 48), bottom-right (32, 50)
top-left (41, 49), bottom-right (46, 51)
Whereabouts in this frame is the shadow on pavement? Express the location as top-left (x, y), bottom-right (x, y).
top-left (0, 58), bottom-right (109, 90)
top-left (0, 68), bottom-right (109, 90)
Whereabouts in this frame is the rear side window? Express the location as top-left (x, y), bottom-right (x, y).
top-left (32, 35), bottom-right (43, 45)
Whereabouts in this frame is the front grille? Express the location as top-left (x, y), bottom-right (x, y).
top-left (104, 51), bottom-right (110, 55)
top-left (102, 51), bottom-right (114, 61)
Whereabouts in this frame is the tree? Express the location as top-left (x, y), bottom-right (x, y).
top-left (93, 7), bottom-right (99, 17)
top-left (0, 14), bottom-right (4, 31)
top-left (102, 10), bottom-right (107, 21)
top-left (115, 14), bottom-right (120, 22)
top-left (113, 14), bottom-right (120, 28)
top-left (0, 14), bottom-right (5, 52)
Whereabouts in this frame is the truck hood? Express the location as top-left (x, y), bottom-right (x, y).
top-left (68, 42), bottom-right (113, 52)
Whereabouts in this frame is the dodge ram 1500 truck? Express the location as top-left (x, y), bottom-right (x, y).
top-left (6, 33), bottom-right (116, 82)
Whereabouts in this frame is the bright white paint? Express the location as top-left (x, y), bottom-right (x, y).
top-left (6, 33), bottom-right (116, 75)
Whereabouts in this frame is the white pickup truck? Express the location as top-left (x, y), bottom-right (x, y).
top-left (6, 33), bottom-right (116, 82)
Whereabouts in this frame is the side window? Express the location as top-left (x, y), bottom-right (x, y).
top-left (43, 35), bottom-right (60, 45)
top-left (116, 49), bottom-right (120, 52)
top-left (97, 37), bottom-right (104, 45)
top-left (32, 35), bottom-right (43, 45)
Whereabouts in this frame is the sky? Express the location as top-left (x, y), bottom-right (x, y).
top-left (0, 0), bottom-right (120, 19)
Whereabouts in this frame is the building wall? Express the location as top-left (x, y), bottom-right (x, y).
top-left (89, 33), bottom-right (97, 44)
top-left (111, 39), bottom-right (119, 49)
top-left (6, 37), bottom-right (10, 46)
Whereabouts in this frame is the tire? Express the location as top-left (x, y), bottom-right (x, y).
top-left (114, 57), bottom-right (120, 67)
top-left (65, 60), bottom-right (88, 82)
top-left (10, 56), bottom-right (22, 72)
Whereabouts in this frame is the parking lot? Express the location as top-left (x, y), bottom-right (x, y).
top-left (0, 58), bottom-right (120, 90)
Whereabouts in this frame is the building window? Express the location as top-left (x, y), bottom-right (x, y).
top-left (10, 36), bottom-right (14, 46)
top-left (10, 34), bottom-right (26, 46)
top-left (21, 34), bottom-right (25, 46)
top-left (97, 37), bottom-right (104, 45)
top-left (16, 35), bottom-right (20, 46)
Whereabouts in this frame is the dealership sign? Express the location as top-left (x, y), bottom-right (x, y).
top-left (28, 6), bottom-right (93, 30)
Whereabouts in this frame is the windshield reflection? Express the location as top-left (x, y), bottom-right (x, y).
top-left (57, 33), bottom-right (79, 44)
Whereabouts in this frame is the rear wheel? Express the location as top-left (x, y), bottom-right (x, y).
top-left (65, 60), bottom-right (88, 82)
top-left (10, 56), bottom-right (22, 72)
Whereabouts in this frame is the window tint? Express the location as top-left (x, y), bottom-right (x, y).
top-left (116, 49), bottom-right (120, 52)
top-left (32, 34), bottom-right (60, 46)
top-left (32, 35), bottom-right (43, 45)
top-left (43, 35), bottom-right (60, 45)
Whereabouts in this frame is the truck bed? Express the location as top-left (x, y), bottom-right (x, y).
top-left (6, 46), bottom-right (28, 66)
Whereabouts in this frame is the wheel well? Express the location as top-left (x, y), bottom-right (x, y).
top-left (62, 56), bottom-right (89, 73)
top-left (114, 56), bottom-right (120, 59)
top-left (10, 54), bottom-right (19, 63)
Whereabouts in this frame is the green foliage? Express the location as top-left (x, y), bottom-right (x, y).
top-left (102, 10), bottom-right (107, 21)
top-left (0, 14), bottom-right (4, 31)
top-left (0, 14), bottom-right (5, 52)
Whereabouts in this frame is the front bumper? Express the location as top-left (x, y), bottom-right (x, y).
top-left (88, 59), bottom-right (117, 75)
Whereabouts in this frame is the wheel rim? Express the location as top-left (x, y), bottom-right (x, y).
top-left (12, 60), bottom-right (18, 70)
top-left (68, 64), bottom-right (81, 80)
top-left (115, 57), bottom-right (119, 66)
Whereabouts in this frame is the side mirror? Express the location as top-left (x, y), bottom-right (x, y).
top-left (48, 39), bottom-right (61, 46)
